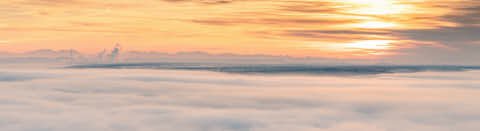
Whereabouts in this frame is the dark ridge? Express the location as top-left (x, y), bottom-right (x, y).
top-left (67, 63), bottom-right (480, 75)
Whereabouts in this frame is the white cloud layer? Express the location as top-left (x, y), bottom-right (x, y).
top-left (0, 68), bottom-right (480, 131)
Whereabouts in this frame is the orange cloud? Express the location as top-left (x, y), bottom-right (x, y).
top-left (0, 0), bottom-right (478, 58)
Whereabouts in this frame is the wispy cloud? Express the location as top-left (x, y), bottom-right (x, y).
top-left (0, 0), bottom-right (479, 60)
top-left (162, 0), bottom-right (235, 5)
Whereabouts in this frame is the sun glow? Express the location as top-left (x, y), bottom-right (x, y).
top-left (343, 0), bottom-right (412, 15)
top-left (308, 40), bottom-right (397, 56)
top-left (343, 40), bottom-right (396, 50)
top-left (0, 0), bottom-right (474, 58)
top-left (351, 21), bottom-right (399, 29)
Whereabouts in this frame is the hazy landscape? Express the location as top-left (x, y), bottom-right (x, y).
top-left (2, 0), bottom-right (480, 130)
top-left (0, 48), bottom-right (479, 131)
top-left (1, 65), bottom-right (480, 131)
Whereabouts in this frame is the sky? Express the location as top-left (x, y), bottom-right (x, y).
top-left (0, 0), bottom-right (479, 62)
top-left (1, 1), bottom-right (480, 129)
top-left (1, 68), bottom-right (480, 131)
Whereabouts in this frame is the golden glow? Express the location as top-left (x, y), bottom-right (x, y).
top-left (0, 0), bottom-right (476, 58)
top-left (307, 40), bottom-right (399, 57)
top-left (343, 0), bottom-right (413, 15)
top-left (343, 40), bottom-right (396, 50)
top-left (351, 21), bottom-right (399, 29)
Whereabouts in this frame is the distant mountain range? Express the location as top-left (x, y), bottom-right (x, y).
top-left (1, 49), bottom-right (479, 66)
top-left (0, 49), bottom-right (369, 65)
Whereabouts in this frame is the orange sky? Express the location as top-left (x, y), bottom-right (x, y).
top-left (0, 0), bottom-right (479, 59)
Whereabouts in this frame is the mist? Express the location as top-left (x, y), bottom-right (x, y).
top-left (0, 67), bottom-right (479, 131)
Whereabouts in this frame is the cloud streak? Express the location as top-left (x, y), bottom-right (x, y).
top-left (0, 0), bottom-right (479, 61)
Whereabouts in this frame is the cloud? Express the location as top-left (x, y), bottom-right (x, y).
top-left (19, 0), bottom-right (82, 6)
top-left (161, 0), bottom-right (235, 5)
top-left (287, 30), bottom-right (392, 36)
top-left (1, 0), bottom-right (479, 61)
top-left (0, 27), bottom-right (134, 34)
top-left (0, 72), bottom-right (37, 82)
top-left (0, 71), bottom-right (52, 82)
top-left (0, 67), bottom-right (480, 130)
top-left (394, 26), bottom-right (480, 45)
top-left (190, 18), bottom-right (357, 26)
top-left (106, 44), bottom-right (121, 62)
top-left (278, 1), bottom-right (339, 13)
top-left (16, 0), bottom-right (143, 8)
top-left (443, 6), bottom-right (480, 26)
top-left (276, 30), bottom-right (391, 42)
